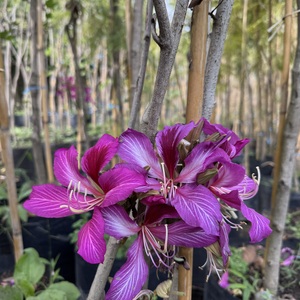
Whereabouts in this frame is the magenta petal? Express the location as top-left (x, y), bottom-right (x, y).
top-left (155, 122), bottom-right (195, 178)
top-left (77, 208), bottom-right (106, 264)
top-left (118, 129), bottom-right (162, 178)
top-left (106, 235), bottom-right (148, 300)
top-left (151, 221), bottom-right (218, 248)
top-left (176, 144), bottom-right (229, 183)
top-left (144, 204), bottom-right (179, 225)
top-left (98, 167), bottom-right (146, 207)
top-left (172, 185), bottom-right (222, 235)
top-left (23, 185), bottom-right (74, 217)
top-left (102, 205), bottom-right (140, 239)
top-left (241, 203), bottom-right (272, 243)
top-left (81, 134), bottom-right (118, 183)
top-left (237, 175), bottom-right (259, 200)
top-left (212, 162), bottom-right (245, 188)
top-left (219, 222), bottom-right (231, 266)
top-left (54, 146), bottom-right (91, 192)
top-left (219, 271), bottom-right (229, 289)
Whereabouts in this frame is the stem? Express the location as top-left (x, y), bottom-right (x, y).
top-left (87, 237), bottom-right (119, 300)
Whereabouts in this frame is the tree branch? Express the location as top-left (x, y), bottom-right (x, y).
top-left (87, 237), bottom-right (120, 300)
top-left (202, 0), bottom-right (234, 120)
top-left (129, 0), bottom-right (153, 129)
top-left (140, 0), bottom-right (189, 141)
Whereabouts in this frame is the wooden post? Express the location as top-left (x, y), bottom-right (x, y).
top-left (179, 2), bottom-right (209, 300)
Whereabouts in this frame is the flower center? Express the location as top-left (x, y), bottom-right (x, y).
top-left (160, 163), bottom-right (177, 201)
top-left (60, 179), bottom-right (105, 213)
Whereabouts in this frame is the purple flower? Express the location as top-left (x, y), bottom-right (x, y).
top-left (101, 204), bottom-right (218, 300)
top-left (281, 247), bottom-right (296, 266)
top-left (201, 118), bottom-right (249, 158)
top-left (24, 134), bottom-right (146, 263)
top-left (219, 271), bottom-right (229, 289)
top-left (207, 162), bottom-right (272, 243)
top-left (118, 123), bottom-right (227, 235)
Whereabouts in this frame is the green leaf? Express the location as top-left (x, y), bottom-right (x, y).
top-left (15, 277), bottom-right (35, 297)
top-left (18, 204), bottom-right (28, 222)
top-left (14, 248), bottom-right (45, 287)
top-left (17, 182), bottom-right (32, 202)
top-left (0, 184), bottom-right (7, 200)
top-left (27, 289), bottom-right (67, 300)
top-left (48, 282), bottom-right (80, 300)
top-left (0, 285), bottom-right (23, 300)
top-left (229, 283), bottom-right (247, 290)
top-left (0, 30), bottom-right (14, 40)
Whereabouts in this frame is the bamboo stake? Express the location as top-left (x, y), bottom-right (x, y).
top-left (177, 2), bottom-right (209, 300)
top-left (0, 45), bottom-right (24, 262)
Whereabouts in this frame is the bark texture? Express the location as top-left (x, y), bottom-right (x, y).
top-left (264, 0), bottom-right (300, 294)
top-left (140, 0), bottom-right (189, 141)
top-left (30, 0), bottom-right (47, 184)
top-left (202, 0), bottom-right (234, 120)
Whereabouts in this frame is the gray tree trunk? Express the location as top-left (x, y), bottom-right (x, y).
top-left (264, 0), bottom-right (300, 294)
top-left (30, 0), bottom-right (47, 184)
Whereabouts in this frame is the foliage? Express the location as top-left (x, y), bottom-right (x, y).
top-left (0, 169), bottom-right (32, 229)
top-left (0, 248), bottom-right (80, 300)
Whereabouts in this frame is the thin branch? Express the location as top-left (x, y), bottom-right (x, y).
top-left (129, 0), bottom-right (153, 129)
top-left (140, 0), bottom-right (189, 141)
top-left (202, 0), bottom-right (234, 120)
top-left (87, 237), bottom-right (120, 300)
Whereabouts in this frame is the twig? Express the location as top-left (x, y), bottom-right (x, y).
top-left (202, 0), bottom-right (234, 121)
top-left (87, 237), bottom-right (119, 300)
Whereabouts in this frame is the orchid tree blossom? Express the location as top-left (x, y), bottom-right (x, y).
top-left (118, 123), bottom-right (227, 235)
top-left (201, 117), bottom-right (249, 158)
top-left (24, 134), bottom-right (146, 263)
top-left (101, 204), bottom-right (218, 300)
top-left (207, 158), bottom-right (272, 243)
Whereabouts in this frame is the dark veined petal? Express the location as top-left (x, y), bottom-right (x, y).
top-left (211, 161), bottom-right (245, 188)
top-left (118, 129), bottom-right (162, 178)
top-left (23, 184), bottom-right (75, 217)
top-left (172, 185), bottom-right (222, 235)
top-left (77, 207), bottom-right (106, 264)
top-left (240, 203), bottom-right (272, 243)
top-left (176, 143), bottom-right (229, 184)
top-left (106, 235), bottom-right (148, 300)
top-left (144, 204), bottom-right (179, 225)
top-left (151, 221), bottom-right (218, 248)
top-left (98, 167), bottom-right (146, 207)
top-left (236, 175), bottom-right (259, 200)
top-left (53, 146), bottom-right (93, 193)
top-left (81, 134), bottom-right (119, 183)
top-left (219, 221), bottom-right (231, 266)
top-left (102, 205), bottom-right (140, 239)
top-left (155, 122), bottom-right (195, 179)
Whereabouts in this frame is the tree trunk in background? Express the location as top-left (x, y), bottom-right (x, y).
top-left (264, 0), bottom-right (300, 294)
top-left (238, 0), bottom-right (248, 138)
top-left (0, 45), bottom-right (24, 262)
top-left (37, 0), bottom-right (54, 183)
top-left (125, 0), bottom-right (133, 107)
top-left (65, 0), bottom-right (90, 161)
top-left (129, 0), bottom-right (144, 125)
top-left (269, 0), bottom-right (292, 215)
top-left (110, 0), bottom-right (124, 135)
top-left (30, 0), bottom-right (47, 184)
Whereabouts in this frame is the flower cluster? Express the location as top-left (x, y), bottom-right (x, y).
top-left (24, 118), bottom-right (272, 300)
